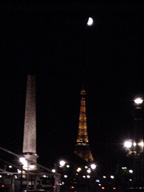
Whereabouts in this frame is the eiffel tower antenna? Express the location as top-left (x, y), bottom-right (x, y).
top-left (74, 86), bottom-right (94, 162)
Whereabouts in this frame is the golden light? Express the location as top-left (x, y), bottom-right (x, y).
top-left (138, 141), bottom-right (144, 147)
top-left (76, 167), bottom-right (82, 172)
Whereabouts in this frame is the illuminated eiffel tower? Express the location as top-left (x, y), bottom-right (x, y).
top-left (74, 87), bottom-right (94, 162)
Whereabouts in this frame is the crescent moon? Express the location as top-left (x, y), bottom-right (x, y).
top-left (87, 17), bottom-right (94, 26)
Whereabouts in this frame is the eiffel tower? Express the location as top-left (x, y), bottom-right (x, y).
top-left (74, 87), bottom-right (94, 162)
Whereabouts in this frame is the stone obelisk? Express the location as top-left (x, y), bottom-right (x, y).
top-left (23, 75), bottom-right (38, 170)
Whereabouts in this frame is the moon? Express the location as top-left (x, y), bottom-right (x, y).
top-left (87, 17), bottom-right (94, 26)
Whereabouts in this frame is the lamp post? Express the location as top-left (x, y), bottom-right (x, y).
top-left (53, 160), bottom-right (66, 192)
top-left (133, 97), bottom-right (144, 182)
top-left (124, 97), bottom-right (144, 184)
top-left (90, 163), bottom-right (97, 170)
top-left (19, 156), bottom-right (28, 192)
top-left (20, 164), bottom-right (23, 192)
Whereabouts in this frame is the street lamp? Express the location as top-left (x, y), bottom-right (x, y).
top-left (19, 157), bottom-right (26, 192)
top-left (124, 140), bottom-right (132, 149)
top-left (52, 169), bottom-right (56, 173)
top-left (90, 163), bottom-right (97, 170)
top-left (110, 175), bottom-right (114, 179)
top-left (59, 160), bottom-right (66, 168)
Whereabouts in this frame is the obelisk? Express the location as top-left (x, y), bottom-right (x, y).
top-left (23, 75), bottom-right (38, 170)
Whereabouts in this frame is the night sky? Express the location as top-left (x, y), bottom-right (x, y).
top-left (1, 2), bottom-right (144, 170)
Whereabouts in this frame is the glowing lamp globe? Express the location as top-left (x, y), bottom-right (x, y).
top-left (52, 169), bottom-right (56, 173)
top-left (134, 97), bottom-right (143, 105)
top-left (59, 160), bottom-right (66, 167)
top-left (87, 169), bottom-right (91, 174)
top-left (90, 163), bottom-right (97, 170)
top-left (124, 140), bottom-right (132, 149)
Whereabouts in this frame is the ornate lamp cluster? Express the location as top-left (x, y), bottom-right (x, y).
top-left (124, 139), bottom-right (144, 155)
top-left (124, 96), bottom-right (144, 156)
